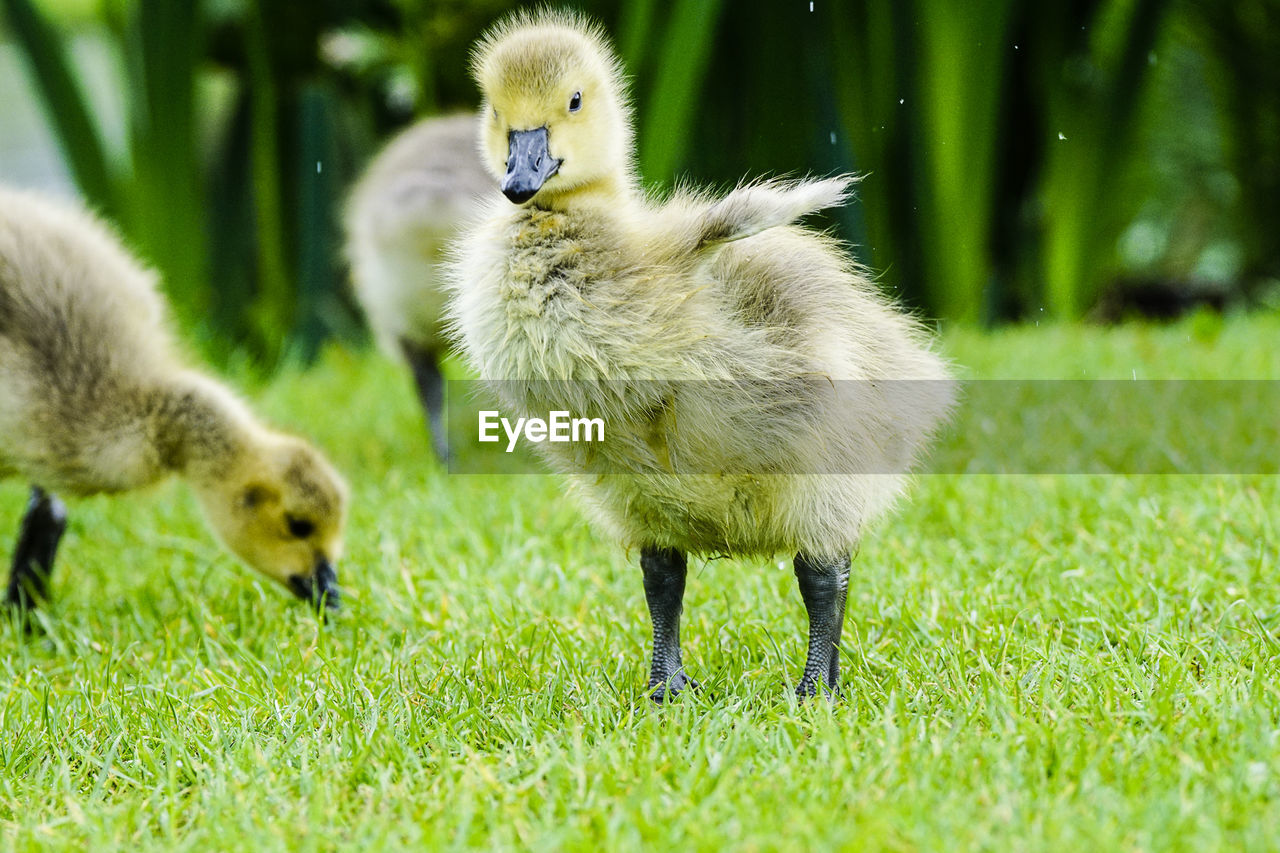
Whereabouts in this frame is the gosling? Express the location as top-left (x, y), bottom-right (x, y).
top-left (450, 12), bottom-right (953, 700)
top-left (344, 113), bottom-right (493, 461)
top-left (0, 187), bottom-right (349, 615)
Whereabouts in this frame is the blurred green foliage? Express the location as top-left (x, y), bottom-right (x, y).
top-left (0, 0), bottom-right (1276, 365)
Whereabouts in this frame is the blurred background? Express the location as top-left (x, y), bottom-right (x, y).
top-left (1, 0), bottom-right (1276, 367)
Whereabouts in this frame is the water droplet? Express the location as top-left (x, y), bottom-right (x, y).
top-left (316, 161), bottom-right (323, 173)
top-left (899, 98), bottom-right (904, 105)
top-left (829, 131), bottom-right (837, 144)
top-left (1058, 132), bottom-right (1067, 141)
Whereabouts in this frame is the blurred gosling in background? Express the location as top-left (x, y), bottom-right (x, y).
top-left (0, 187), bottom-right (349, 617)
top-left (344, 113), bottom-right (493, 462)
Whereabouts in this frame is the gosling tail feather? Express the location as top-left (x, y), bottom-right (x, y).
top-left (696, 176), bottom-right (858, 250)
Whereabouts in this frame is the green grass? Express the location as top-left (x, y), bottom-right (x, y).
top-left (2, 313), bottom-right (1280, 850)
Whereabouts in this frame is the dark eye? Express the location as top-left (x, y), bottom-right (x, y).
top-left (568, 91), bottom-right (582, 112)
top-left (286, 516), bottom-right (315, 539)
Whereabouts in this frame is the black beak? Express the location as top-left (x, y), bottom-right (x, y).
top-left (288, 557), bottom-right (341, 615)
top-left (502, 127), bottom-right (561, 204)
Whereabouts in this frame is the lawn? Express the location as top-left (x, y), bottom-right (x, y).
top-left (2, 313), bottom-right (1279, 851)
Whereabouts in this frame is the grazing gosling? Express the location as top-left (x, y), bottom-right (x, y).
top-left (0, 187), bottom-right (349, 615)
top-left (449, 11), bottom-right (953, 700)
top-left (344, 113), bottom-right (493, 461)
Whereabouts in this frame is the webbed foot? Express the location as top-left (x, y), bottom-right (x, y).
top-left (649, 671), bottom-right (699, 704)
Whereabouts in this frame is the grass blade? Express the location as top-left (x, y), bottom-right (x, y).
top-left (637, 0), bottom-right (725, 185)
top-left (2, 0), bottom-right (117, 213)
top-left (125, 0), bottom-right (210, 324)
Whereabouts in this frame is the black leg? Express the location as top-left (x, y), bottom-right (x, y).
top-left (400, 339), bottom-right (449, 463)
top-left (641, 546), bottom-right (696, 703)
top-left (6, 486), bottom-right (68, 612)
top-left (794, 551), bottom-right (851, 699)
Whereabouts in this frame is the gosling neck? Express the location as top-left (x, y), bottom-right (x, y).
top-left (151, 374), bottom-right (260, 485)
top-left (534, 170), bottom-right (636, 213)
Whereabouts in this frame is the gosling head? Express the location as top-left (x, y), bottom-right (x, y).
top-left (472, 10), bottom-right (633, 205)
top-left (193, 434), bottom-right (349, 614)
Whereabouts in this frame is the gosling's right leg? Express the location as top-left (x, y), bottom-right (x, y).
top-left (400, 339), bottom-right (449, 463)
top-left (5, 486), bottom-right (68, 611)
top-left (793, 551), bottom-right (851, 699)
top-left (641, 546), bottom-right (697, 703)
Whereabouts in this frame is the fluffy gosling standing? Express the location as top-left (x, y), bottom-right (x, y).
top-left (449, 12), bottom-right (953, 699)
top-left (0, 187), bottom-right (349, 615)
top-left (344, 113), bottom-right (493, 461)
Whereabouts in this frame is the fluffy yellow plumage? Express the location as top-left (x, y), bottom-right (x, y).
top-left (0, 187), bottom-right (349, 614)
top-left (449, 10), bottom-right (953, 699)
top-left (345, 113), bottom-right (492, 460)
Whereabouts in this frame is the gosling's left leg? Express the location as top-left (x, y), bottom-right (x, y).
top-left (400, 339), bottom-right (449, 463)
top-left (5, 486), bottom-right (69, 611)
top-left (793, 551), bottom-right (851, 698)
top-left (641, 546), bottom-right (696, 703)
